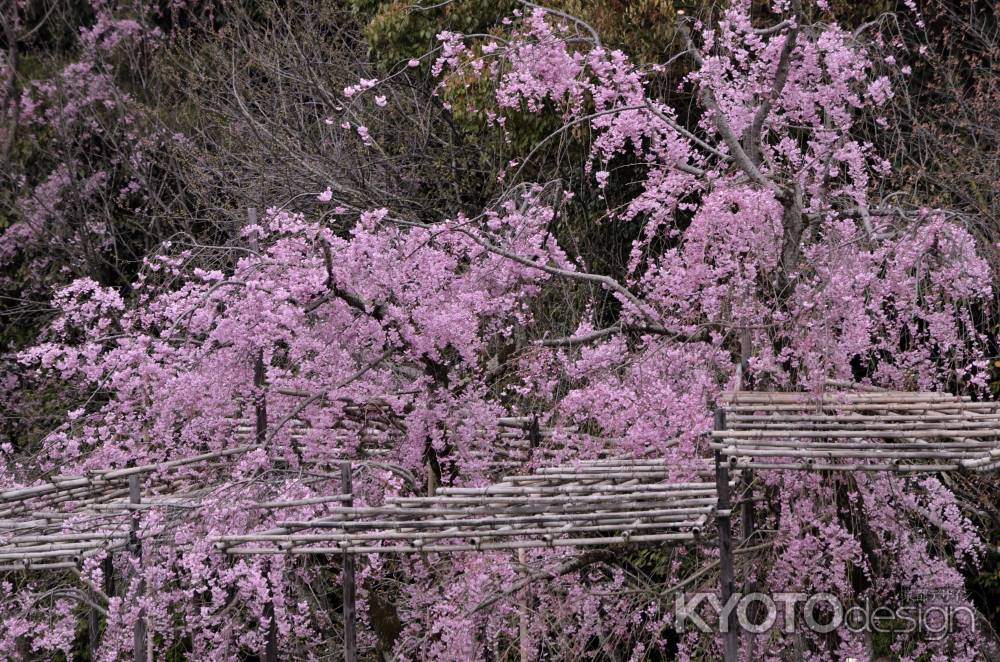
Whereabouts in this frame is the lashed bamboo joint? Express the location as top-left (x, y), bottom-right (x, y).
top-left (712, 388), bottom-right (1000, 472)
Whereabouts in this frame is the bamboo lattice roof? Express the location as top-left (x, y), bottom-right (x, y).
top-left (712, 390), bottom-right (1000, 472)
top-left (214, 457), bottom-right (729, 555)
top-left (0, 446), bottom-right (255, 571)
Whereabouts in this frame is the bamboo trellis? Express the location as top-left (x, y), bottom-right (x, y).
top-left (0, 413), bottom-right (579, 569)
top-left (213, 457), bottom-right (731, 555)
top-left (708, 385), bottom-right (1000, 662)
top-left (0, 445), bottom-right (258, 570)
top-left (711, 390), bottom-right (1000, 472)
top-left (229, 416), bottom-right (395, 458)
top-left (4, 379), bottom-right (1000, 662)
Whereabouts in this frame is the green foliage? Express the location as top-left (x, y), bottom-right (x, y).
top-left (349, 0), bottom-right (516, 69)
top-left (352, 0), bottom-right (680, 69)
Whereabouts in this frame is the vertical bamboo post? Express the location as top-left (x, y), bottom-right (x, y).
top-left (518, 548), bottom-right (530, 662)
top-left (741, 468), bottom-right (757, 658)
top-left (255, 352), bottom-right (279, 662)
top-left (741, 476), bottom-right (754, 542)
top-left (129, 476), bottom-right (146, 662)
top-left (714, 410), bottom-right (737, 662)
top-left (247, 207), bottom-right (258, 245)
top-left (103, 554), bottom-right (115, 596)
top-left (255, 350), bottom-right (267, 446)
top-left (88, 588), bottom-right (100, 659)
top-left (263, 597), bottom-right (277, 662)
top-left (341, 462), bottom-right (358, 662)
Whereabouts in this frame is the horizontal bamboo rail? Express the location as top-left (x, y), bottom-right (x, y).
top-left (223, 531), bottom-right (698, 555)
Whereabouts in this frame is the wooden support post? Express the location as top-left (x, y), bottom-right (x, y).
top-left (247, 208), bottom-right (258, 248)
top-left (103, 554), bottom-right (115, 598)
top-left (341, 462), bottom-right (358, 662)
top-left (714, 410), bottom-right (737, 662)
top-left (129, 476), bottom-right (147, 662)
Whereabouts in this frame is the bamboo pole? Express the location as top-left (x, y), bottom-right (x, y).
top-left (0, 446), bottom-right (259, 504)
top-left (213, 518), bottom-right (708, 547)
top-left (263, 506), bottom-right (715, 533)
top-left (0, 560), bottom-right (78, 570)
top-left (0, 546), bottom-right (122, 561)
top-left (385, 493), bottom-right (719, 507)
top-left (726, 421), bottom-right (1000, 432)
top-left (722, 391), bottom-right (965, 402)
top-left (729, 460), bottom-right (962, 472)
top-left (960, 450), bottom-right (1000, 468)
top-left (498, 471), bottom-right (706, 482)
top-left (341, 463), bottom-right (357, 662)
top-left (0, 540), bottom-right (126, 553)
top-left (722, 402), bottom-right (997, 412)
top-left (739, 469), bottom-right (757, 657)
top-left (713, 428), bottom-right (1000, 439)
top-left (711, 437), bottom-right (997, 450)
top-left (434, 482), bottom-right (719, 496)
top-left (728, 412), bottom-right (1000, 423)
top-left (258, 351), bottom-right (280, 662)
top-left (714, 411), bottom-right (738, 662)
top-left (248, 495), bottom-right (353, 509)
top-left (222, 531), bottom-right (697, 555)
top-left (129, 476), bottom-right (146, 662)
top-left (1, 532), bottom-right (127, 544)
top-left (717, 447), bottom-right (989, 460)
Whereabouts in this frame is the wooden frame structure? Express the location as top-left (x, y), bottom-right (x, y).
top-left (0, 452), bottom-right (730, 662)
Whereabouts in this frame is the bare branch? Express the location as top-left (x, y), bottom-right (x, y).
top-left (747, 2), bottom-right (801, 166)
top-left (677, 20), bottom-right (782, 195)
